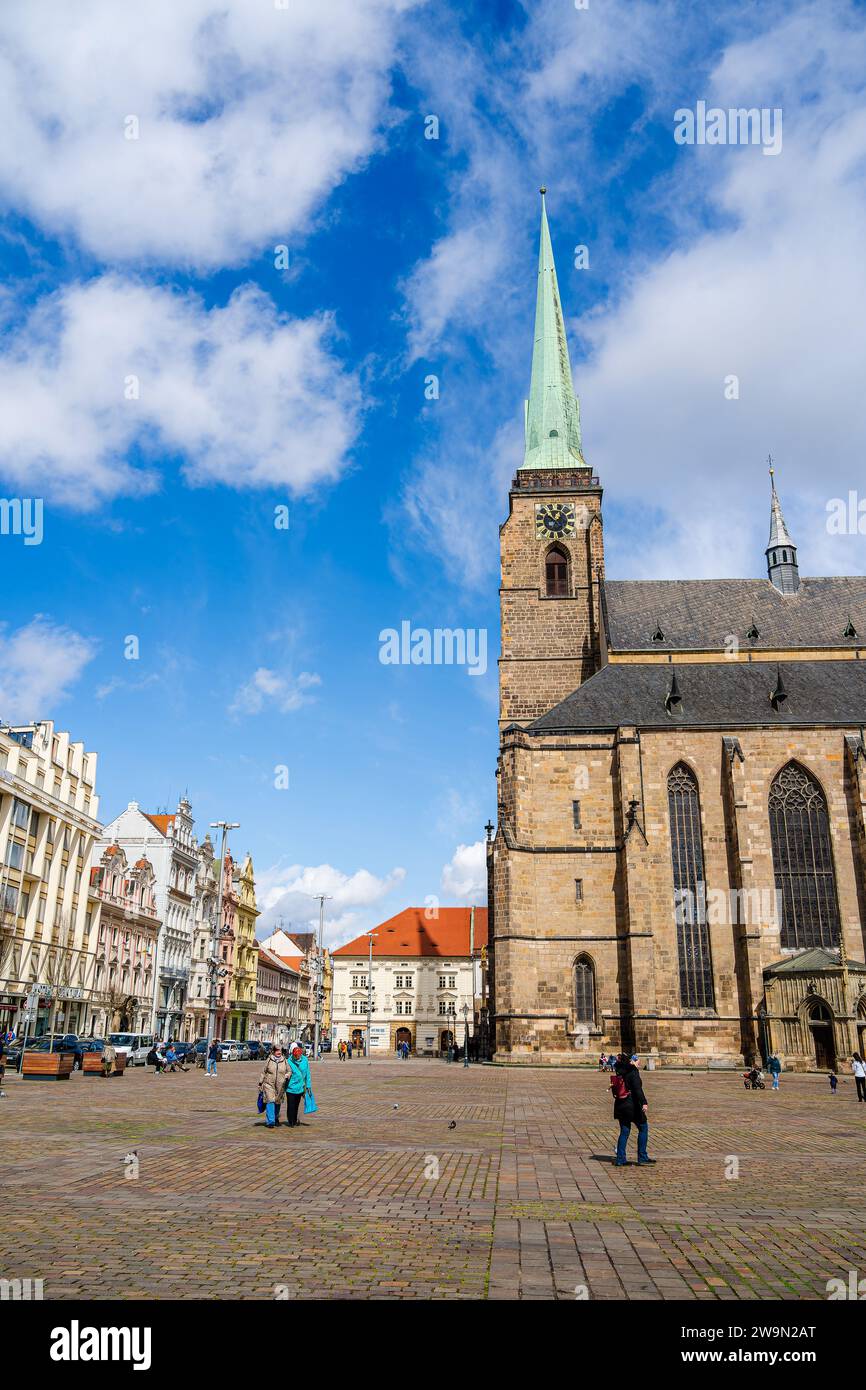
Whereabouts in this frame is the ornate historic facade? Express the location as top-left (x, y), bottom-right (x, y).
top-left (489, 193), bottom-right (866, 1070)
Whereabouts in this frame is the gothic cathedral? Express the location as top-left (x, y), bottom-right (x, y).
top-left (488, 192), bottom-right (866, 1071)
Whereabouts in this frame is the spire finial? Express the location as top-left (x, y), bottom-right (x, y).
top-left (766, 466), bottom-right (800, 593)
top-left (520, 191), bottom-right (585, 471)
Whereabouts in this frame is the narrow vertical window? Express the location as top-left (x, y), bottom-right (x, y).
top-left (545, 546), bottom-right (569, 597)
top-left (769, 762), bottom-right (840, 949)
top-left (668, 763), bottom-right (715, 1009)
top-left (572, 799), bottom-right (581, 830)
top-left (573, 956), bottom-right (595, 1025)
top-left (574, 878), bottom-right (583, 903)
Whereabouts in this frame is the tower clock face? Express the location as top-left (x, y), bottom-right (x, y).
top-left (535, 502), bottom-right (576, 540)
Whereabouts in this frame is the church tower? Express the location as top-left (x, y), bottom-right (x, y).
top-left (765, 467), bottom-right (800, 594)
top-left (498, 190), bottom-right (604, 729)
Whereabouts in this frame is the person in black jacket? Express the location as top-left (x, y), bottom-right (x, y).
top-left (612, 1053), bottom-right (655, 1166)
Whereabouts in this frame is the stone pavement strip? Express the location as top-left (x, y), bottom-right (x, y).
top-left (1, 1060), bottom-right (864, 1300)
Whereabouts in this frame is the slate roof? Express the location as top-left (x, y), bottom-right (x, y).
top-left (764, 948), bottom-right (866, 976)
top-left (603, 576), bottom-right (866, 652)
top-left (529, 659), bottom-right (866, 732)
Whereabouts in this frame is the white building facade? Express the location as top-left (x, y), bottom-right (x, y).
top-left (331, 908), bottom-right (488, 1057)
top-left (252, 947), bottom-right (300, 1046)
top-left (95, 798), bottom-right (199, 1040)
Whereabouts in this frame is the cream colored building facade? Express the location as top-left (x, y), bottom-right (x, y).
top-left (0, 721), bottom-right (102, 1038)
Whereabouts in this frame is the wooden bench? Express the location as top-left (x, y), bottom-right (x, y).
top-left (22, 1051), bottom-right (74, 1079)
top-left (82, 1052), bottom-right (126, 1076)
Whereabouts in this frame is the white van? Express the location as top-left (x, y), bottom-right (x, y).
top-left (108, 1032), bottom-right (154, 1066)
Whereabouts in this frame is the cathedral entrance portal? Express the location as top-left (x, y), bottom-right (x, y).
top-left (808, 1002), bottom-right (836, 1070)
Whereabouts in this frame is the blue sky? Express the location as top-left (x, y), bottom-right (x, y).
top-left (0, 0), bottom-right (864, 946)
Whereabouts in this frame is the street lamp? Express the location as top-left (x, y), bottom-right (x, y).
top-left (307, 893), bottom-right (332, 1061)
top-left (462, 1001), bottom-right (470, 1068)
top-left (366, 930), bottom-right (378, 1064)
top-left (206, 821), bottom-right (239, 1054)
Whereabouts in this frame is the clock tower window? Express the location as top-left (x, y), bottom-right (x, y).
top-left (545, 546), bottom-right (569, 597)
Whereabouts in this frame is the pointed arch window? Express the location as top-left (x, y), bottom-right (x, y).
top-left (668, 763), bottom-right (716, 1009)
top-left (573, 955), bottom-right (595, 1026)
top-left (545, 546), bottom-right (569, 597)
top-left (769, 762), bottom-right (840, 949)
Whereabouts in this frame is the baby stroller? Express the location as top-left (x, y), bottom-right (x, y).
top-left (743, 1068), bottom-right (765, 1090)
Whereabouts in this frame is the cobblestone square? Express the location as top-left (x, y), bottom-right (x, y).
top-left (2, 1060), bottom-right (864, 1301)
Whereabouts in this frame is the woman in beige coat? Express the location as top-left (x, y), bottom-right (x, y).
top-left (259, 1045), bottom-right (289, 1128)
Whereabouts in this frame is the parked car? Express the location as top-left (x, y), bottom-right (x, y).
top-left (319, 1039), bottom-right (332, 1053)
top-left (11, 1034), bottom-right (84, 1068)
top-left (6, 1036), bottom-right (55, 1068)
top-left (217, 1040), bottom-right (239, 1061)
top-left (108, 1032), bottom-right (154, 1066)
top-left (173, 1041), bottom-right (196, 1062)
top-left (246, 1040), bottom-right (264, 1060)
top-left (234, 1041), bottom-right (251, 1061)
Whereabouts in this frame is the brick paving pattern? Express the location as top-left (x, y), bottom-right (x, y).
top-left (1, 1059), bottom-right (864, 1299)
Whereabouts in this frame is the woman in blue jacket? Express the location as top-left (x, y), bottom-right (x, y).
top-left (286, 1043), bottom-right (311, 1127)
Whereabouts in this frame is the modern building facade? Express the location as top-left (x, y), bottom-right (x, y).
top-left (489, 191), bottom-right (866, 1070)
top-left (332, 908), bottom-right (488, 1056)
top-left (0, 721), bottom-right (102, 1038)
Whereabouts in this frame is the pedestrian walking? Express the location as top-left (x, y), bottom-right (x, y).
top-left (206, 1040), bottom-right (219, 1076)
top-left (285, 1041), bottom-right (312, 1127)
top-left (829, 1070), bottom-right (838, 1095)
top-left (346, 1041), bottom-right (352, 1059)
top-left (768, 1054), bottom-right (782, 1090)
top-left (101, 1042), bottom-right (117, 1077)
top-left (258, 1044), bottom-right (289, 1129)
top-left (611, 1052), bottom-right (655, 1167)
top-left (851, 1053), bottom-right (866, 1102)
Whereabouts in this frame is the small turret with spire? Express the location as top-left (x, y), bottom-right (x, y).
top-left (521, 188), bottom-right (586, 472)
top-left (766, 460), bottom-right (800, 594)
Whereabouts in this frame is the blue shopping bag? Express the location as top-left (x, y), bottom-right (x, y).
top-left (303, 1087), bottom-right (317, 1114)
top-left (257, 1091), bottom-right (266, 1114)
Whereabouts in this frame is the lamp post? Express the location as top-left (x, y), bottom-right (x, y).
top-left (462, 1001), bottom-right (470, 1067)
top-left (366, 930), bottom-right (377, 1064)
top-left (206, 821), bottom-right (239, 1054)
top-left (308, 893), bottom-right (332, 1061)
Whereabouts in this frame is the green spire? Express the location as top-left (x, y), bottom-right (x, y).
top-left (520, 188), bottom-right (585, 471)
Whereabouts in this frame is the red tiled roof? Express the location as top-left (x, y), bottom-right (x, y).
top-left (259, 947), bottom-right (299, 976)
top-left (273, 952), bottom-right (304, 974)
top-left (333, 907), bottom-right (487, 959)
top-left (144, 813), bottom-right (175, 835)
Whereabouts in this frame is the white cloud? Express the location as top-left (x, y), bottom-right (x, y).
top-left (397, 0), bottom-right (866, 585)
top-left (0, 0), bottom-right (411, 267)
top-left (229, 668), bottom-right (321, 717)
top-left (256, 861), bottom-right (407, 944)
top-left (441, 840), bottom-right (486, 902)
top-left (0, 277), bottom-right (362, 507)
top-left (577, 4), bottom-right (866, 578)
top-left (0, 618), bottom-right (96, 722)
